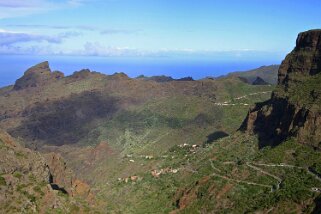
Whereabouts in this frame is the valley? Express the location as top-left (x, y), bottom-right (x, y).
top-left (0, 29), bottom-right (320, 213)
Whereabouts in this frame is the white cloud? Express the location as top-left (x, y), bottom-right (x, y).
top-left (0, 28), bottom-right (81, 56)
top-left (77, 42), bottom-right (141, 56)
top-left (0, 30), bottom-right (56, 45)
top-left (0, 0), bottom-right (95, 19)
top-left (0, 1), bottom-right (55, 18)
top-left (0, 33), bottom-right (282, 59)
top-left (0, 29), bottom-right (80, 45)
top-left (69, 42), bottom-right (272, 58)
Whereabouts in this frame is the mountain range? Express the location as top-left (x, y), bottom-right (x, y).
top-left (0, 29), bottom-right (320, 213)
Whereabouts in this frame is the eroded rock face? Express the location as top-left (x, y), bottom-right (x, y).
top-left (0, 130), bottom-right (96, 212)
top-left (13, 61), bottom-right (64, 90)
top-left (241, 30), bottom-right (321, 148)
top-left (278, 29), bottom-right (321, 86)
top-left (45, 153), bottom-right (94, 202)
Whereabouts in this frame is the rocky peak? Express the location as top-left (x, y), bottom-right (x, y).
top-left (278, 30), bottom-right (321, 86)
top-left (13, 61), bottom-right (64, 90)
top-left (25, 61), bottom-right (51, 75)
top-left (241, 29), bottom-right (321, 148)
top-left (296, 29), bottom-right (321, 50)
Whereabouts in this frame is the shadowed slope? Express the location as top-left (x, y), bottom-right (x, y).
top-left (9, 91), bottom-right (120, 146)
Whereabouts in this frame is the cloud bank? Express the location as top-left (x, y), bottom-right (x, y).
top-left (0, 28), bottom-right (81, 55)
top-left (0, 29), bottom-right (80, 45)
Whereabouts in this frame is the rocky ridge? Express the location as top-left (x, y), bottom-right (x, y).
top-left (222, 65), bottom-right (280, 85)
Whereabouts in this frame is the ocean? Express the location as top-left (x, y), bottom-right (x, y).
top-left (0, 55), bottom-right (280, 87)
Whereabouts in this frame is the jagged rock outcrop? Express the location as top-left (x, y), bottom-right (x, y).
top-left (13, 61), bottom-right (64, 90)
top-left (240, 29), bottom-right (321, 148)
top-left (45, 153), bottom-right (94, 202)
top-left (0, 130), bottom-right (97, 213)
top-left (278, 30), bottom-right (321, 86)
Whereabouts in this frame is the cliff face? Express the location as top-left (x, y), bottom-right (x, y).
top-left (241, 30), bottom-right (321, 148)
top-left (45, 153), bottom-right (94, 202)
top-left (0, 130), bottom-right (96, 213)
top-left (278, 30), bottom-right (321, 86)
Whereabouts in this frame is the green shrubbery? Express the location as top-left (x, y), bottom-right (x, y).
top-left (0, 176), bottom-right (6, 186)
top-left (13, 172), bottom-right (23, 179)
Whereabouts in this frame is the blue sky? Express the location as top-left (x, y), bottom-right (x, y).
top-left (0, 0), bottom-right (320, 60)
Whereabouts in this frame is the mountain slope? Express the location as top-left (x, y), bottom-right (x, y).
top-left (223, 65), bottom-right (279, 85)
top-left (1, 30), bottom-right (319, 213)
top-left (114, 29), bottom-right (321, 214)
top-left (0, 61), bottom-right (274, 212)
top-left (0, 61), bottom-right (273, 151)
top-left (0, 130), bottom-right (98, 213)
top-left (170, 29), bottom-right (321, 214)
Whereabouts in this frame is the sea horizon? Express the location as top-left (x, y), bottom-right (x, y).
top-left (0, 55), bottom-right (280, 87)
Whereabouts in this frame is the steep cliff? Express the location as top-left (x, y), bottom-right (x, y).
top-left (240, 29), bottom-right (321, 148)
top-left (0, 130), bottom-right (97, 213)
top-left (45, 153), bottom-right (94, 203)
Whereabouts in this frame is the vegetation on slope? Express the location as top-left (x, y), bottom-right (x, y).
top-left (88, 132), bottom-right (320, 213)
top-left (221, 65), bottom-right (279, 85)
top-left (0, 130), bottom-right (99, 213)
top-left (7, 61), bottom-right (312, 213)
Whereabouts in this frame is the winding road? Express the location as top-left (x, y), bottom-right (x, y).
top-left (207, 160), bottom-right (321, 192)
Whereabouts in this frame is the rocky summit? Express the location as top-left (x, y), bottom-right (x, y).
top-left (278, 29), bottom-right (321, 86)
top-left (13, 61), bottom-right (64, 90)
top-left (241, 29), bottom-right (321, 148)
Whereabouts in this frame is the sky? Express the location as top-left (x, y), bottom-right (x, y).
top-left (0, 0), bottom-right (320, 60)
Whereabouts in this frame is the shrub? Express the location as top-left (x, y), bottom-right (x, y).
top-left (13, 172), bottom-right (23, 179)
top-left (0, 176), bottom-right (6, 186)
